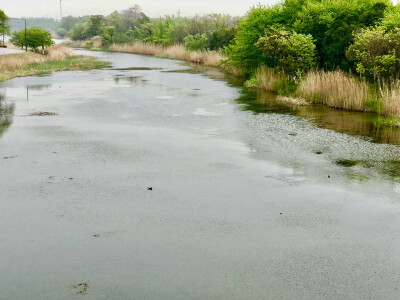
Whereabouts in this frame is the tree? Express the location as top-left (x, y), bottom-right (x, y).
top-left (101, 26), bottom-right (115, 46)
top-left (227, 0), bottom-right (390, 71)
top-left (184, 33), bottom-right (209, 51)
top-left (87, 15), bottom-right (104, 37)
top-left (209, 27), bottom-right (236, 50)
top-left (68, 22), bottom-right (90, 40)
top-left (0, 9), bottom-right (10, 45)
top-left (292, 0), bottom-right (389, 69)
top-left (56, 28), bottom-right (67, 38)
top-left (226, 5), bottom-right (287, 71)
top-left (380, 4), bottom-right (400, 31)
top-left (11, 27), bottom-right (54, 53)
top-left (346, 26), bottom-right (400, 80)
top-left (256, 28), bottom-right (316, 76)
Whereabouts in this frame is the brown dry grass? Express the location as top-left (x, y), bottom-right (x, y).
top-left (109, 42), bottom-right (227, 67)
top-left (297, 70), bottom-right (370, 111)
top-left (0, 45), bottom-right (73, 73)
top-left (255, 66), bottom-right (287, 92)
top-left (381, 80), bottom-right (400, 116)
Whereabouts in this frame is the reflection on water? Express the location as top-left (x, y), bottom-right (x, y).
top-left (0, 93), bottom-right (15, 137)
top-left (238, 88), bottom-right (400, 145)
top-left (27, 84), bottom-right (52, 91)
top-left (236, 87), bottom-right (400, 181)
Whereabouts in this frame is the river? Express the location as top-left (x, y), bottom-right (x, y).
top-left (1, 50), bottom-right (399, 299)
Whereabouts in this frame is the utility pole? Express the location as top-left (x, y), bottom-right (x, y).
top-left (24, 19), bottom-right (27, 51)
top-left (60, 0), bottom-right (63, 21)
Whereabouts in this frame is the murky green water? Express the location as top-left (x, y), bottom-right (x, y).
top-left (1, 51), bottom-right (400, 299)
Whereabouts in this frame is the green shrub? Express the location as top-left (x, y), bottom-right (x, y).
top-left (346, 26), bottom-right (400, 80)
top-left (256, 28), bottom-right (316, 77)
top-left (184, 33), bottom-right (209, 51)
top-left (11, 26), bottom-right (54, 53)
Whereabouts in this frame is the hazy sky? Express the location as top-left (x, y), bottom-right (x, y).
top-left (2, 0), bottom-right (280, 19)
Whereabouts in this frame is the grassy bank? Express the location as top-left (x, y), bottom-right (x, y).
top-left (246, 66), bottom-right (400, 119)
top-left (109, 42), bottom-right (227, 67)
top-left (0, 46), bottom-right (110, 83)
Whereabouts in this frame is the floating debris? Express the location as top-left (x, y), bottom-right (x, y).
top-left (72, 283), bottom-right (89, 295)
top-left (28, 111), bottom-right (59, 117)
top-left (3, 155), bottom-right (18, 159)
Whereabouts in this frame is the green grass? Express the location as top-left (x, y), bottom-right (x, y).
top-left (0, 55), bottom-right (111, 82)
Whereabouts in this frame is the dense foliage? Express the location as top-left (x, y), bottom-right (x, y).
top-left (347, 27), bottom-right (400, 80)
top-left (227, 0), bottom-right (393, 72)
top-left (66, 6), bottom-right (238, 51)
top-left (256, 28), bottom-right (316, 76)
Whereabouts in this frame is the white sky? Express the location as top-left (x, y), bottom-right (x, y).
top-left (1, 0), bottom-right (280, 19)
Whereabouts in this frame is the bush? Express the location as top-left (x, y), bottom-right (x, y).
top-left (184, 33), bottom-right (209, 51)
top-left (346, 27), bottom-right (400, 80)
top-left (226, 5), bottom-right (285, 71)
top-left (256, 28), bottom-right (316, 77)
top-left (11, 26), bottom-right (54, 53)
top-left (68, 22), bottom-right (90, 40)
top-left (101, 26), bottom-right (116, 46)
top-left (209, 27), bottom-right (236, 50)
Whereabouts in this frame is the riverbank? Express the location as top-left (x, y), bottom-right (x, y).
top-left (246, 66), bottom-right (400, 122)
top-left (108, 42), bottom-right (227, 68)
top-left (66, 40), bottom-right (400, 121)
top-left (0, 46), bottom-right (110, 83)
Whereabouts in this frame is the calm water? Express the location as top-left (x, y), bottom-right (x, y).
top-left (1, 50), bottom-right (400, 299)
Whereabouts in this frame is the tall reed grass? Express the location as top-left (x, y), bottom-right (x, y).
top-left (381, 81), bottom-right (400, 116)
top-left (297, 70), bottom-right (370, 111)
top-left (109, 42), bottom-right (227, 67)
top-left (0, 45), bottom-right (73, 73)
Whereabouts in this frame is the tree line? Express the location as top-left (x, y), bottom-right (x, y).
top-left (3, 0), bottom-right (400, 83)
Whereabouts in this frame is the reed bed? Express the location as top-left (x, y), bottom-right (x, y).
top-left (0, 45), bottom-right (107, 82)
top-left (109, 42), bottom-right (227, 67)
top-left (0, 45), bottom-right (73, 73)
top-left (255, 66), bottom-right (287, 92)
top-left (297, 70), bottom-right (370, 111)
top-left (381, 80), bottom-right (400, 116)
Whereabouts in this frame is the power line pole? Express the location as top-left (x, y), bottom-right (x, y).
top-left (60, 0), bottom-right (63, 21)
top-left (25, 18), bottom-right (27, 51)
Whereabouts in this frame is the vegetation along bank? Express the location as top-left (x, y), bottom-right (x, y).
top-left (4, 1), bottom-right (400, 119)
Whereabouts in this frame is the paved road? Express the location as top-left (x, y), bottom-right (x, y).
top-left (0, 48), bottom-right (25, 55)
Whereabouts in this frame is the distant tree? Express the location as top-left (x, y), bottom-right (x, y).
top-left (11, 27), bottom-right (54, 53)
top-left (101, 26), bottom-right (115, 46)
top-left (209, 27), bottom-right (236, 50)
top-left (68, 22), bottom-right (90, 40)
top-left (184, 33), bottom-right (209, 51)
top-left (59, 16), bottom-right (89, 31)
top-left (56, 27), bottom-right (67, 38)
top-left (122, 5), bottom-right (142, 19)
top-left (87, 15), bottom-right (104, 37)
top-left (0, 9), bottom-right (10, 45)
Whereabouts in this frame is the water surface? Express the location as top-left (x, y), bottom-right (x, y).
top-left (1, 50), bottom-right (400, 299)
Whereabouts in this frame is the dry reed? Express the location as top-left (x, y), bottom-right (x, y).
top-left (109, 42), bottom-right (227, 67)
top-left (0, 45), bottom-right (73, 73)
top-left (297, 70), bottom-right (370, 111)
top-left (254, 66), bottom-right (287, 92)
top-left (381, 80), bottom-right (400, 116)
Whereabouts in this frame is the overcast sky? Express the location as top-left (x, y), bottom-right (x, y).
top-left (2, 0), bottom-right (282, 19)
